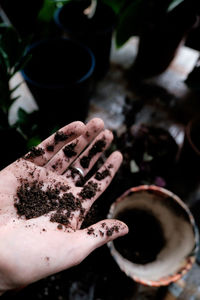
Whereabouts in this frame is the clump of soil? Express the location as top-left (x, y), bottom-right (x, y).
top-left (80, 138), bottom-right (106, 169)
top-left (78, 181), bottom-right (98, 200)
top-left (87, 227), bottom-right (94, 235)
top-left (46, 144), bottom-right (54, 152)
top-left (25, 147), bottom-right (45, 159)
top-left (14, 180), bottom-right (84, 227)
top-left (113, 208), bottom-right (166, 264)
top-left (63, 142), bottom-right (77, 158)
top-left (95, 168), bottom-right (110, 181)
top-left (106, 225), bottom-right (119, 237)
top-left (54, 131), bottom-right (69, 144)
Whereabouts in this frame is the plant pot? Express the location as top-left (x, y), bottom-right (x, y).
top-left (129, 1), bottom-right (197, 79)
top-left (108, 185), bottom-right (198, 286)
top-left (54, 1), bottom-right (117, 78)
top-left (21, 37), bottom-right (95, 129)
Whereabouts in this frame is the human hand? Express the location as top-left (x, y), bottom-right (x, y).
top-left (0, 118), bottom-right (128, 295)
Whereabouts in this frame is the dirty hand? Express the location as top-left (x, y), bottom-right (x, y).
top-left (0, 118), bottom-right (128, 295)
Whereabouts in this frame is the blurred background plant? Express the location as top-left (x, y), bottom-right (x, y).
top-left (0, 23), bottom-right (30, 128)
top-left (0, 23), bottom-right (43, 168)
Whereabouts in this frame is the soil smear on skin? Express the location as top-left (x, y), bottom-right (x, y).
top-left (14, 180), bottom-right (85, 227)
top-left (87, 224), bottom-right (119, 237)
top-left (113, 208), bottom-right (166, 264)
top-left (80, 138), bottom-right (106, 169)
top-left (25, 147), bottom-right (45, 159)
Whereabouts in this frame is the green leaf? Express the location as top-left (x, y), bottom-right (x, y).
top-left (167, 0), bottom-right (185, 12)
top-left (0, 24), bottom-right (20, 69)
top-left (115, 0), bottom-right (143, 47)
top-left (102, 0), bottom-right (125, 15)
top-left (12, 53), bottom-right (32, 75)
top-left (27, 136), bottom-right (42, 149)
top-left (38, 0), bottom-right (57, 22)
top-left (9, 82), bottom-right (22, 95)
top-left (17, 108), bottom-right (29, 124)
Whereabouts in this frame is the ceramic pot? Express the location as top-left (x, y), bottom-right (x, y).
top-left (108, 185), bottom-right (198, 286)
top-left (54, 1), bottom-right (117, 78)
top-left (21, 37), bottom-right (95, 129)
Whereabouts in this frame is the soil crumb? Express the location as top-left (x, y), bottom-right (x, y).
top-left (80, 138), bottom-right (106, 169)
top-left (78, 181), bottom-right (98, 200)
top-left (95, 168), bottom-right (110, 181)
top-left (87, 227), bottom-right (94, 235)
top-left (25, 147), bottom-right (45, 159)
top-left (106, 225), bottom-right (119, 237)
top-left (14, 180), bottom-right (84, 227)
top-left (63, 143), bottom-right (77, 158)
top-left (54, 131), bottom-right (69, 144)
top-left (46, 144), bottom-right (54, 152)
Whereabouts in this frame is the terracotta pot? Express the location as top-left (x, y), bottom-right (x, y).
top-left (108, 185), bottom-right (198, 286)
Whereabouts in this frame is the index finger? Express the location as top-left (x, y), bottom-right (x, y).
top-left (24, 121), bottom-right (85, 166)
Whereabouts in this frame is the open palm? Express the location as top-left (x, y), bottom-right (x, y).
top-left (0, 118), bottom-right (128, 295)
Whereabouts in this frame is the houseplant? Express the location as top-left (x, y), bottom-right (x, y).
top-left (0, 23), bottom-right (41, 169)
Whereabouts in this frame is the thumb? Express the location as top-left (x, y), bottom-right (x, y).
top-left (77, 219), bottom-right (128, 261)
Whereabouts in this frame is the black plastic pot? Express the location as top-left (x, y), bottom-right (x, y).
top-left (129, 1), bottom-right (197, 79)
top-left (54, 1), bottom-right (117, 78)
top-left (21, 37), bottom-right (95, 129)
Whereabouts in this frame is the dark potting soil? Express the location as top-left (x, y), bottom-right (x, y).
top-left (95, 168), bottom-right (110, 181)
top-left (80, 138), bottom-right (106, 169)
top-left (46, 144), bottom-right (54, 152)
top-left (14, 180), bottom-right (85, 226)
top-left (113, 208), bottom-right (166, 265)
top-left (25, 146), bottom-right (45, 159)
top-left (54, 131), bottom-right (69, 144)
top-left (78, 181), bottom-right (98, 200)
top-left (63, 142), bottom-right (77, 158)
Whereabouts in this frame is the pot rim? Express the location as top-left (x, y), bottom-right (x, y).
top-left (108, 185), bottom-right (199, 286)
top-left (21, 37), bottom-right (95, 89)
